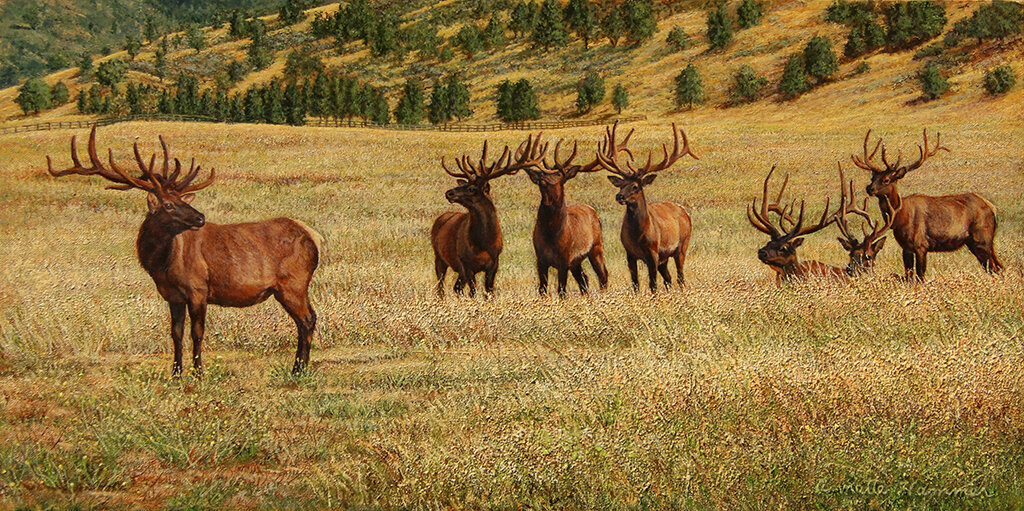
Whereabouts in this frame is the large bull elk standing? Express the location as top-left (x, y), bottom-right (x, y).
top-left (594, 123), bottom-right (698, 293)
top-left (747, 166), bottom-right (847, 284)
top-left (431, 134), bottom-right (547, 297)
top-left (47, 127), bottom-right (323, 376)
top-left (852, 129), bottom-right (1002, 279)
top-left (523, 131), bottom-right (632, 296)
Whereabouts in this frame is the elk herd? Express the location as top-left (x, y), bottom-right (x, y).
top-left (43, 124), bottom-right (1004, 375)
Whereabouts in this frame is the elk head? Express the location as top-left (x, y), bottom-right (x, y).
top-left (441, 134), bottom-right (548, 206)
top-left (524, 128), bottom-right (635, 206)
top-left (595, 122), bottom-right (699, 205)
top-left (47, 126), bottom-right (215, 233)
top-left (747, 166), bottom-right (841, 270)
top-left (835, 164), bottom-right (901, 275)
top-left (851, 128), bottom-right (949, 197)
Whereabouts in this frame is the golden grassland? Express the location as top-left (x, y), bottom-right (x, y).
top-left (0, 101), bottom-right (1023, 509)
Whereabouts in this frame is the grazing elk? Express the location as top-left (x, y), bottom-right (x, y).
top-left (746, 165), bottom-right (847, 284)
top-left (594, 123), bottom-right (698, 293)
top-left (834, 167), bottom-right (900, 276)
top-left (524, 131), bottom-right (632, 296)
top-left (431, 134), bottom-right (547, 297)
top-left (852, 129), bottom-right (1002, 279)
top-left (48, 127), bottom-right (323, 376)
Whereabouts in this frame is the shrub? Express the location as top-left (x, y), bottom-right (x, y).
top-left (185, 24), bottom-right (206, 54)
top-left (778, 54), bottom-right (809, 100)
top-left (575, 71), bottom-right (605, 114)
top-left (51, 81), bottom-right (70, 105)
top-left (730, 65), bottom-right (767, 103)
top-left (601, 5), bottom-right (625, 47)
top-left (953, 1), bottom-right (1024, 45)
top-left (666, 26), bottom-right (690, 52)
top-left (279, 0), bottom-right (309, 26)
top-left (803, 36), bottom-right (838, 83)
top-left (853, 61), bottom-right (870, 75)
top-left (913, 43), bottom-right (943, 60)
top-left (984, 65), bottom-right (1015, 95)
top-left (918, 61), bottom-right (948, 100)
top-left (15, 78), bottom-right (51, 114)
top-left (706, 3), bottom-right (733, 50)
top-left (736, 0), bottom-right (763, 29)
top-left (674, 63), bottom-right (703, 109)
top-left (510, 1), bottom-right (539, 40)
top-left (844, 26), bottom-right (866, 58)
top-left (455, 24), bottom-right (485, 57)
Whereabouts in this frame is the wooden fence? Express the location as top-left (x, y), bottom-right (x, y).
top-left (0, 114), bottom-right (647, 136)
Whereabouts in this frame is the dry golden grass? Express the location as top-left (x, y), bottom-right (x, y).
top-left (0, 108), bottom-right (1021, 509)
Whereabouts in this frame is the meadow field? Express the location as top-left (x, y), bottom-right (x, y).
top-left (1, 105), bottom-right (1023, 508)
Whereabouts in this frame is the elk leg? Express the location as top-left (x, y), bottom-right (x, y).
top-left (643, 254), bottom-right (659, 293)
top-left (674, 247), bottom-right (687, 287)
top-left (571, 264), bottom-right (589, 295)
top-left (627, 255), bottom-right (639, 291)
top-left (169, 302), bottom-right (186, 377)
top-left (464, 273), bottom-right (478, 298)
top-left (902, 249), bottom-right (917, 281)
top-left (657, 261), bottom-right (672, 289)
top-left (556, 267), bottom-right (569, 298)
top-left (276, 289), bottom-right (316, 374)
top-left (967, 239), bottom-right (1003, 274)
top-left (187, 300), bottom-right (207, 376)
top-left (588, 247), bottom-right (609, 290)
top-left (434, 257), bottom-right (448, 298)
top-left (484, 264), bottom-right (498, 298)
top-left (453, 276), bottom-right (466, 295)
top-left (537, 261), bottom-right (550, 295)
top-left (914, 249), bottom-right (928, 280)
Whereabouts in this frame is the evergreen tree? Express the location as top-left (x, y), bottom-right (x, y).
top-left (803, 36), bottom-right (838, 83)
top-left (864, 20), bottom-right (885, 48)
top-left (144, 16), bottom-right (158, 44)
top-left (611, 84), bottom-right (629, 114)
top-left (174, 74), bottom-right (201, 114)
top-left (87, 84), bottom-right (103, 113)
top-left (309, 73), bottom-right (330, 119)
top-left (95, 59), bottom-right (127, 89)
top-left (706, 2), bottom-right (733, 50)
top-left (455, 24), bottom-right (484, 58)
top-left (186, 24), bottom-right (206, 54)
top-left (247, 30), bottom-right (273, 70)
top-left (229, 10), bottom-right (249, 38)
top-left (51, 81), bottom-right (70, 105)
top-left (510, 1), bottom-right (539, 40)
top-left (533, 0), bottom-right (569, 51)
top-left (667, 26), bottom-right (690, 51)
top-left (565, 0), bottom-right (598, 49)
top-left (369, 15), bottom-right (400, 58)
top-left (244, 87), bottom-right (264, 122)
top-left (77, 89), bottom-right (88, 113)
top-left (264, 80), bottom-right (286, 124)
top-left (729, 64), bottom-right (767, 103)
top-left (427, 79), bottom-right (451, 124)
top-left (78, 54), bottom-right (93, 78)
top-left (124, 35), bottom-right (141, 61)
top-left (844, 26), bottom-right (866, 58)
top-left (621, 0), bottom-right (656, 44)
top-left (601, 5), bottom-right (625, 46)
top-left (446, 74), bottom-right (472, 120)
top-left (884, 1), bottom-right (946, 50)
top-left (575, 71), bottom-right (605, 114)
top-left (279, 0), bottom-right (309, 26)
top-left (15, 78), bottom-right (51, 114)
top-left (674, 63), bottom-right (703, 109)
top-left (369, 88), bottom-right (390, 124)
top-left (736, 0), bottom-right (763, 29)
top-left (483, 13), bottom-right (508, 50)
top-left (394, 79), bottom-right (426, 124)
top-left (918, 61), bottom-right (948, 100)
top-left (284, 81), bottom-right (305, 125)
top-left (984, 65), bottom-right (1016, 95)
top-left (496, 79), bottom-right (540, 122)
top-left (778, 54), bottom-right (809, 100)
top-left (283, 50), bottom-right (324, 82)
top-left (154, 42), bottom-right (168, 82)
top-left (954, 1), bottom-right (1024, 45)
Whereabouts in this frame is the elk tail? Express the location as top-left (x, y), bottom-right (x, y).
top-left (294, 220), bottom-right (326, 266)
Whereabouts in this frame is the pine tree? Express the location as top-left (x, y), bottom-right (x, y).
top-left (369, 88), bottom-right (389, 124)
top-left (575, 71), bottom-right (605, 114)
top-left (279, 0), bottom-right (309, 26)
top-left (427, 79), bottom-right (451, 124)
top-left (565, 0), bottom-right (598, 48)
top-left (95, 59), bottom-right (127, 89)
top-left (533, 0), bottom-right (569, 51)
top-left (124, 35), bottom-right (141, 61)
top-left (51, 81), bottom-right (70, 105)
top-left (803, 36), bottom-right (838, 83)
top-left (864, 20), bottom-right (885, 48)
top-left (611, 84), bottom-right (629, 114)
top-left (621, 0), bottom-right (656, 44)
top-left (510, 1), bottom-right (539, 40)
top-left (729, 64), bottom-right (767, 103)
top-left (778, 54), bottom-right (809, 100)
top-left (918, 62), bottom-right (948, 100)
top-left (284, 81), bottom-right (305, 125)
top-left (310, 73), bottom-right (330, 120)
top-left (884, 1), bottom-right (947, 50)
top-left (447, 74), bottom-right (472, 120)
top-left (601, 6), bottom-right (625, 46)
top-left (78, 54), bottom-right (93, 78)
top-left (186, 24), bottom-right (206, 54)
top-left (244, 87), bottom-right (264, 122)
top-left (483, 13), bottom-right (507, 50)
top-left (144, 16), bottom-right (158, 44)
top-left (394, 79), bottom-right (426, 124)
top-left (264, 80), bottom-right (286, 124)
top-left (15, 78), bottom-right (51, 115)
top-left (673, 63), bottom-right (703, 109)
top-left (229, 10), bottom-right (249, 38)
top-left (736, 0), bottom-right (763, 29)
top-left (706, 3), bottom-right (733, 50)
top-left (87, 84), bottom-right (103, 113)
top-left (512, 78), bottom-right (540, 121)
top-left (455, 24), bottom-right (484, 58)
top-left (370, 15), bottom-right (400, 58)
top-left (77, 89), bottom-right (88, 113)
top-left (844, 26), bottom-right (866, 58)
top-left (666, 26), bottom-right (690, 51)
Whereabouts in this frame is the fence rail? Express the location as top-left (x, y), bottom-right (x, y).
top-left (0, 114), bottom-right (647, 136)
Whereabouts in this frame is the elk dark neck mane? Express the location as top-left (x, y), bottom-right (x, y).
top-left (624, 193), bottom-right (651, 230)
top-left (137, 214), bottom-right (186, 276)
top-left (465, 197), bottom-right (501, 250)
top-left (876, 187), bottom-right (903, 220)
top-left (536, 189), bottom-right (568, 235)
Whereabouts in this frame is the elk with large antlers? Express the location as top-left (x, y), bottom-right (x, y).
top-left (851, 129), bottom-right (1002, 279)
top-left (48, 127), bottom-right (323, 376)
top-left (747, 166), bottom-right (847, 284)
top-left (523, 129), bottom-right (632, 296)
top-left (834, 166), bottom-right (900, 276)
top-left (431, 134), bottom-right (547, 297)
top-left (594, 123), bottom-right (697, 293)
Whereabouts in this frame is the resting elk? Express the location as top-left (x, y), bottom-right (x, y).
top-left (594, 123), bottom-right (698, 293)
top-left (746, 165), bottom-right (847, 284)
top-left (524, 132), bottom-right (632, 296)
top-left (852, 129), bottom-right (1002, 279)
top-left (431, 134), bottom-right (547, 297)
top-left (834, 167), bottom-right (900, 276)
top-left (47, 127), bottom-right (323, 376)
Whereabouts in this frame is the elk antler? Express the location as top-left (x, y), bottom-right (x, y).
top-left (747, 165), bottom-right (786, 239)
top-left (836, 167), bottom-right (900, 247)
top-left (748, 165), bottom-right (841, 241)
top-left (851, 128), bottom-right (950, 174)
top-left (534, 125), bottom-right (636, 180)
top-left (595, 123), bottom-right (697, 179)
top-left (441, 134), bottom-right (549, 183)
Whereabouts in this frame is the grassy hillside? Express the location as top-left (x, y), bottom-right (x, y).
top-left (1, 0), bottom-right (1021, 125)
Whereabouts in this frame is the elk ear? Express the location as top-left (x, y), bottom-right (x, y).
top-left (893, 168), bottom-right (908, 180)
top-left (456, 179), bottom-right (468, 186)
top-left (790, 238), bottom-right (804, 249)
top-left (181, 193), bottom-right (196, 204)
top-left (146, 193), bottom-right (161, 213)
top-left (837, 237), bottom-right (854, 251)
top-left (871, 236), bottom-right (886, 251)
top-left (607, 176), bottom-right (625, 187)
top-left (641, 174), bottom-right (657, 186)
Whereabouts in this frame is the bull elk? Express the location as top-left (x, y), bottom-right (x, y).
top-left (852, 129), bottom-right (1002, 279)
top-left (523, 131), bottom-right (632, 297)
top-left (47, 127), bottom-right (323, 376)
top-left (594, 123), bottom-right (698, 293)
top-left (746, 166), bottom-right (847, 284)
top-left (431, 134), bottom-right (547, 297)
top-left (834, 166), bottom-right (900, 276)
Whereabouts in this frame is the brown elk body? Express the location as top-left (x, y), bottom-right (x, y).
top-left (48, 127), bottom-right (322, 376)
top-left (747, 166), bottom-right (848, 285)
top-left (595, 123), bottom-right (697, 292)
top-left (525, 135), bottom-right (632, 296)
top-left (431, 135), bottom-right (547, 297)
top-left (852, 129), bottom-right (1002, 279)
